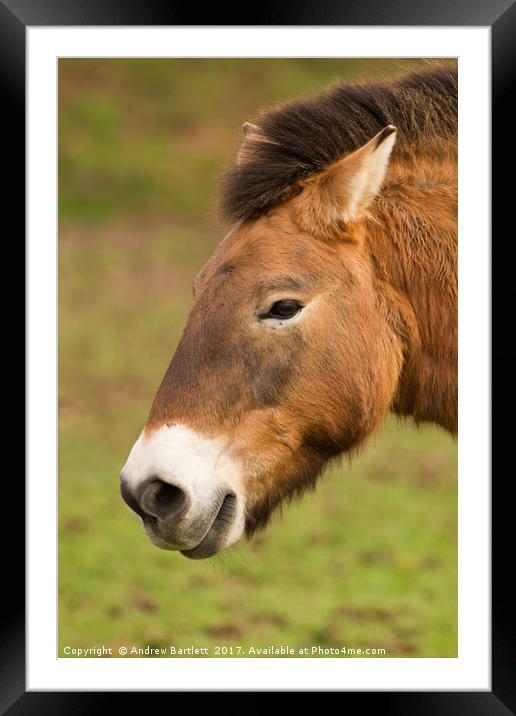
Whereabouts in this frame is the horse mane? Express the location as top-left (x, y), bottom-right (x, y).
top-left (219, 63), bottom-right (457, 223)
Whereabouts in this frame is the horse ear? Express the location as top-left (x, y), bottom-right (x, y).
top-left (237, 122), bottom-right (273, 165)
top-left (242, 122), bottom-right (260, 137)
top-left (304, 126), bottom-right (397, 230)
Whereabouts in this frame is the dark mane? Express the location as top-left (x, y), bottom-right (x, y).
top-left (219, 64), bottom-right (457, 223)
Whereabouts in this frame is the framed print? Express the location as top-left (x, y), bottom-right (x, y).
top-left (4, 0), bottom-right (513, 710)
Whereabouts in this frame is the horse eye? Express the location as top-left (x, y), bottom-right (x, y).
top-left (263, 300), bottom-right (303, 320)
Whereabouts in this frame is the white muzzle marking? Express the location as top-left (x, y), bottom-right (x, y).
top-left (121, 424), bottom-right (245, 554)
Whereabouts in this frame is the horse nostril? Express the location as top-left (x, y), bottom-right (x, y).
top-left (120, 478), bottom-right (146, 521)
top-left (139, 478), bottom-right (189, 523)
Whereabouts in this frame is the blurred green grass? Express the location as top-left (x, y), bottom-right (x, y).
top-left (59, 58), bottom-right (457, 658)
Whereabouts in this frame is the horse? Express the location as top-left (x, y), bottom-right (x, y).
top-left (120, 64), bottom-right (457, 560)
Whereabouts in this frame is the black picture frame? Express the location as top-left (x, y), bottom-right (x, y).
top-left (5, 0), bottom-right (513, 711)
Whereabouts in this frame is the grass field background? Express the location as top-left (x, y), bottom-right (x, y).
top-left (58, 58), bottom-right (457, 658)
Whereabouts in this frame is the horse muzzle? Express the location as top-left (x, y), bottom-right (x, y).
top-left (121, 476), bottom-right (243, 558)
top-left (120, 425), bottom-right (245, 558)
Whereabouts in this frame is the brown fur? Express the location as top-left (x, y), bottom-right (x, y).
top-left (219, 64), bottom-right (457, 222)
top-left (146, 65), bottom-right (457, 535)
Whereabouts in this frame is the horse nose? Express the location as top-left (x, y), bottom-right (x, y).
top-left (135, 477), bottom-right (190, 524)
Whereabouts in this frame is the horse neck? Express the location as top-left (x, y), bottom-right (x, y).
top-left (366, 165), bottom-right (458, 433)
